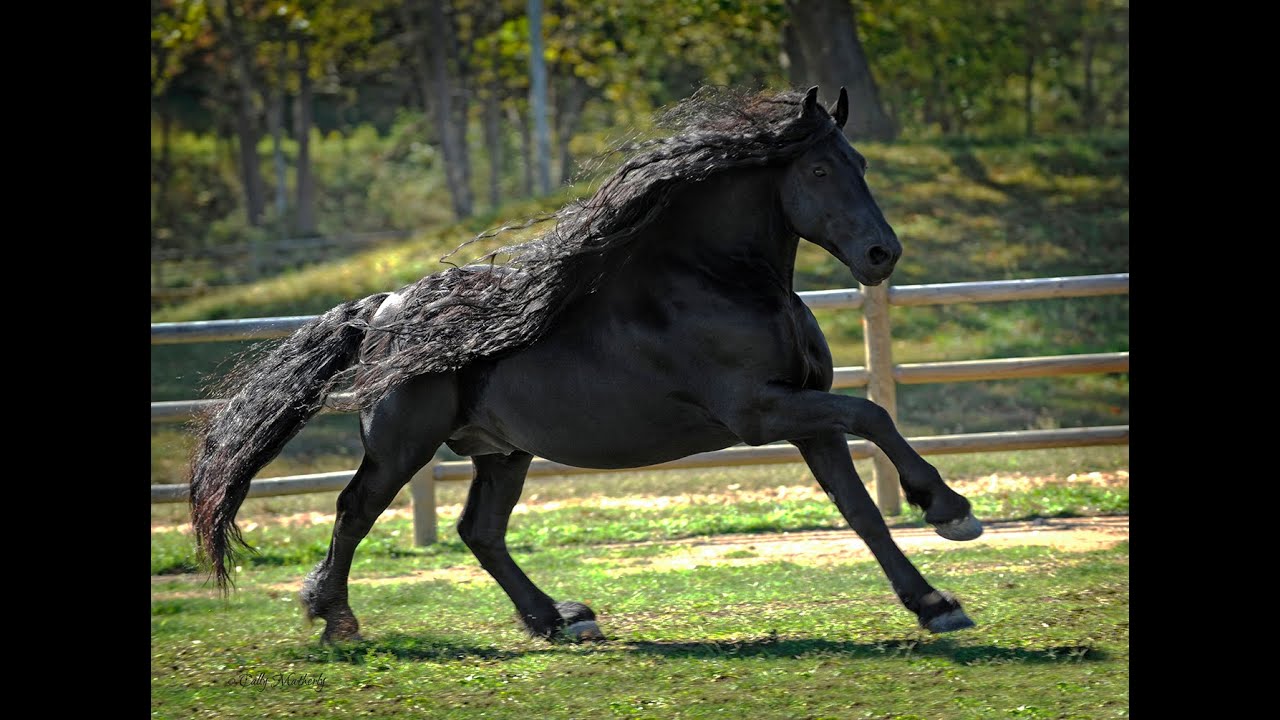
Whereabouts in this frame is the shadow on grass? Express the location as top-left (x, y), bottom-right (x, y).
top-left (286, 632), bottom-right (558, 665)
top-left (887, 510), bottom-right (1131, 530)
top-left (288, 632), bottom-right (1105, 667)
top-left (620, 636), bottom-right (1107, 665)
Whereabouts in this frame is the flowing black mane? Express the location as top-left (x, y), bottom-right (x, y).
top-left (346, 87), bottom-right (841, 408)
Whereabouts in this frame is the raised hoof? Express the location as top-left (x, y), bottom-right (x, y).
top-left (562, 620), bottom-right (607, 643)
top-left (932, 512), bottom-right (984, 541)
top-left (923, 607), bottom-right (976, 634)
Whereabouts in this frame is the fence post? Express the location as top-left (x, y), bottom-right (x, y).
top-left (861, 282), bottom-right (902, 515)
top-left (410, 459), bottom-right (439, 546)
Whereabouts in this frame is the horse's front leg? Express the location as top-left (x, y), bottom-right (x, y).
top-left (733, 387), bottom-right (982, 540)
top-left (792, 432), bottom-right (974, 632)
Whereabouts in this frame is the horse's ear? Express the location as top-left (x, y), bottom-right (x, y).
top-left (800, 86), bottom-right (820, 119)
top-left (828, 87), bottom-right (849, 129)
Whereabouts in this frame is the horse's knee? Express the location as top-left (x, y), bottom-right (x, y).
top-left (850, 399), bottom-right (893, 432)
top-left (457, 521), bottom-right (505, 557)
top-left (335, 483), bottom-right (363, 516)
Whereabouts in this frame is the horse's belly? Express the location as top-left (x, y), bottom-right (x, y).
top-left (516, 426), bottom-right (740, 470)
top-left (458, 357), bottom-right (741, 469)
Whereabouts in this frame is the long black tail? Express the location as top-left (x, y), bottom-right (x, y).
top-left (188, 292), bottom-right (389, 590)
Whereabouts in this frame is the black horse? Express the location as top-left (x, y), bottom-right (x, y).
top-left (189, 86), bottom-right (983, 644)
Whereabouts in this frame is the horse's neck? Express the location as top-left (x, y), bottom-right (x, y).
top-left (641, 169), bottom-right (799, 289)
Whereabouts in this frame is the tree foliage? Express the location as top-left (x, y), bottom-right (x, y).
top-left (151, 0), bottom-right (1129, 251)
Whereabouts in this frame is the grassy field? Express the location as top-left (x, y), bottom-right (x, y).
top-left (151, 470), bottom-right (1129, 718)
top-left (150, 136), bottom-right (1128, 485)
top-left (150, 449), bottom-right (1128, 575)
top-left (150, 444), bottom-right (1129, 537)
top-left (152, 547), bottom-right (1129, 719)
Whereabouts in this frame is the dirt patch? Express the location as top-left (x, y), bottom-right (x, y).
top-left (151, 470), bottom-right (1128, 535)
top-left (152, 515), bottom-right (1128, 600)
top-left (584, 515), bottom-right (1129, 576)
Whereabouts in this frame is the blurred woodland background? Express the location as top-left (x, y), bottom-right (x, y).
top-left (150, 0), bottom-right (1129, 277)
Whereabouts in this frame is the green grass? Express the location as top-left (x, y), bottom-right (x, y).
top-left (151, 444), bottom-right (1129, 531)
top-left (153, 442), bottom-right (1128, 716)
top-left (150, 463), bottom-right (1127, 577)
top-left (151, 540), bottom-right (1129, 719)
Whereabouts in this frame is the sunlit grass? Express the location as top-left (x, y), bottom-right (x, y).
top-left (151, 538), bottom-right (1129, 718)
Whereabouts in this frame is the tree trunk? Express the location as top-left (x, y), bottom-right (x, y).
top-left (1082, 33), bottom-right (1095, 132)
top-left (783, 0), bottom-right (896, 141)
top-left (156, 105), bottom-right (172, 245)
top-left (444, 0), bottom-right (474, 210)
top-left (220, 0), bottom-right (267, 227)
top-left (269, 53), bottom-right (288, 234)
top-left (1024, 0), bottom-right (1038, 138)
top-left (508, 103), bottom-right (534, 197)
top-left (930, 56), bottom-right (951, 134)
top-left (483, 3), bottom-right (503, 212)
top-left (1108, 2), bottom-right (1128, 126)
top-left (484, 84), bottom-right (503, 211)
top-left (528, 0), bottom-right (552, 195)
top-left (554, 76), bottom-right (588, 185)
top-left (404, 0), bottom-right (474, 219)
top-left (781, 21), bottom-right (809, 87)
top-left (294, 36), bottom-right (317, 236)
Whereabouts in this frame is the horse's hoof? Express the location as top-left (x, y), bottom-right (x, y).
top-left (932, 512), bottom-right (983, 541)
top-left (320, 615), bottom-right (362, 644)
top-left (562, 620), bottom-right (607, 642)
top-left (923, 607), bottom-right (976, 634)
top-left (321, 629), bottom-right (363, 644)
top-left (553, 601), bottom-right (605, 642)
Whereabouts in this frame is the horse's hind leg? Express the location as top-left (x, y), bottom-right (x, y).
top-left (792, 432), bottom-right (974, 633)
top-left (458, 451), bottom-right (604, 642)
top-left (300, 373), bottom-right (456, 642)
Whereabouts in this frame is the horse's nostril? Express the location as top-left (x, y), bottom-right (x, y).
top-left (867, 245), bottom-right (891, 266)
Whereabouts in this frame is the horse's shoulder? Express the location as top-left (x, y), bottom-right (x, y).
top-left (787, 291), bottom-right (834, 391)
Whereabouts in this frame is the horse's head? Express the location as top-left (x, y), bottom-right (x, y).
top-left (779, 86), bottom-right (901, 286)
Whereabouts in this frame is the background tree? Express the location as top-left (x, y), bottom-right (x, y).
top-left (151, 0), bottom-right (1129, 256)
top-left (216, 0), bottom-right (269, 227)
top-left (783, 0), bottom-right (896, 141)
top-left (528, 0), bottom-right (552, 195)
top-left (399, 0), bottom-right (475, 219)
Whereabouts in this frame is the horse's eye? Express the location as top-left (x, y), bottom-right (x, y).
top-left (813, 167), bottom-right (827, 177)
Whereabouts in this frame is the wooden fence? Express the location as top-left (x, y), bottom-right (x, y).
top-left (150, 272), bottom-right (1130, 544)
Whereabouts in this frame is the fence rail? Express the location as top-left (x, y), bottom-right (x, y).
top-left (151, 272), bottom-right (1129, 540)
top-left (150, 352), bottom-right (1128, 424)
top-left (150, 425), bottom-right (1129, 503)
top-left (151, 273), bottom-right (1128, 345)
